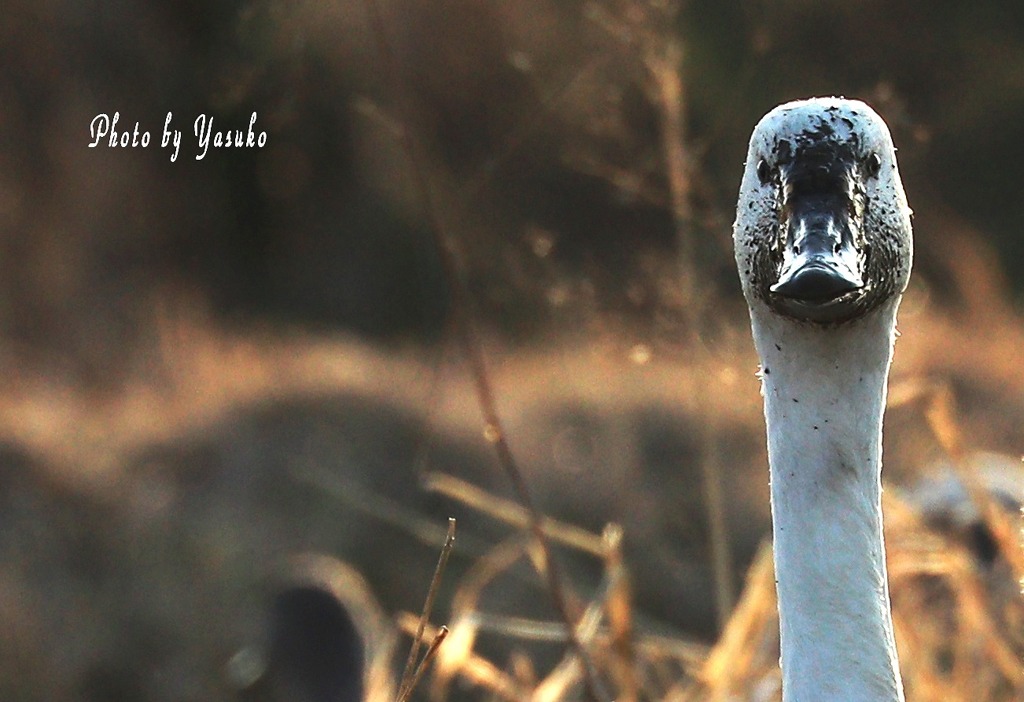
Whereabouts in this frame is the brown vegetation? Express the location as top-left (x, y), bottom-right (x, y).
top-left (0, 1), bottom-right (1022, 700)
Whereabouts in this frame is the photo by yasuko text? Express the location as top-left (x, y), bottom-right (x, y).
top-left (88, 112), bottom-right (267, 162)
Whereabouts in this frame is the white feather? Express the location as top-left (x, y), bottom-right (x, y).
top-left (734, 98), bottom-right (912, 702)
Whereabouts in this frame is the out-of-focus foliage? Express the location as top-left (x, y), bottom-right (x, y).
top-left (3, 0), bottom-right (1024, 378)
top-left (0, 2), bottom-right (1022, 701)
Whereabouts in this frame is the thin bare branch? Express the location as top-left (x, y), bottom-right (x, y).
top-left (398, 518), bottom-right (457, 699)
top-left (398, 626), bottom-right (451, 702)
top-left (423, 472), bottom-right (605, 556)
top-left (359, 1), bottom-right (609, 698)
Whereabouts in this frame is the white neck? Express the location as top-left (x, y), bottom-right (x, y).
top-left (749, 299), bottom-right (905, 702)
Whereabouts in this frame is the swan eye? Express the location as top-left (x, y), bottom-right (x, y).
top-left (864, 153), bottom-right (882, 179)
top-left (756, 159), bottom-right (773, 185)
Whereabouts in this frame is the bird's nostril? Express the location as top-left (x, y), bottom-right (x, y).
top-left (793, 244), bottom-right (801, 255)
top-left (833, 242), bottom-right (842, 254)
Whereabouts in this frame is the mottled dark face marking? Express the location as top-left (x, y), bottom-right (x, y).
top-left (737, 103), bottom-right (911, 325)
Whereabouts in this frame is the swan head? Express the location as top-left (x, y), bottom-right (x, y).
top-left (734, 98), bottom-right (913, 324)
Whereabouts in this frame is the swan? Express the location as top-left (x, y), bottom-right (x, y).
top-left (732, 98), bottom-right (913, 701)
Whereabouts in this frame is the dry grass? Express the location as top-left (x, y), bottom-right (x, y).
top-left (0, 295), bottom-right (1019, 700)
top-left (0, 4), bottom-right (1021, 700)
top-left (386, 468), bottom-right (1022, 701)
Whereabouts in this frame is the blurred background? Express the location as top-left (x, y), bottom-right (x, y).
top-left (1, 1), bottom-right (1022, 700)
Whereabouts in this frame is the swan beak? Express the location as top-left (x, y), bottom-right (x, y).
top-left (771, 209), bottom-right (864, 302)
